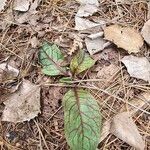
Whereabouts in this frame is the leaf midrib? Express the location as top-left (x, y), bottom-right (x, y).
top-left (74, 88), bottom-right (85, 149)
top-left (43, 50), bottom-right (68, 76)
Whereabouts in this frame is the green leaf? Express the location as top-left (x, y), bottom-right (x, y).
top-left (39, 42), bottom-right (67, 76)
top-left (70, 50), bottom-right (95, 75)
top-left (63, 89), bottom-right (102, 150)
top-left (59, 77), bottom-right (72, 84)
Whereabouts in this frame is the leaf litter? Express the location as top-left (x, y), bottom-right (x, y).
top-left (104, 24), bottom-right (144, 53)
top-left (0, 0), bottom-right (150, 149)
top-left (85, 33), bottom-right (110, 55)
top-left (13, 0), bottom-right (30, 12)
top-left (76, 0), bottom-right (99, 17)
top-left (121, 55), bottom-right (150, 83)
top-left (75, 17), bottom-right (102, 31)
top-left (110, 112), bottom-right (145, 150)
top-left (2, 80), bottom-right (41, 123)
top-left (141, 19), bottom-right (150, 45)
top-left (14, 0), bottom-right (42, 25)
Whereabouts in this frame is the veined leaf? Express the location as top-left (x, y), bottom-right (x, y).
top-left (63, 89), bottom-right (102, 150)
top-left (70, 50), bottom-right (95, 75)
top-left (39, 42), bottom-right (67, 76)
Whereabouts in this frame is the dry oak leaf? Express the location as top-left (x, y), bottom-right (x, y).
top-left (2, 80), bottom-right (41, 123)
top-left (110, 112), bottom-right (145, 150)
top-left (121, 55), bottom-right (150, 83)
top-left (104, 25), bottom-right (143, 53)
top-left (141, 19), bottom-right (150, 45)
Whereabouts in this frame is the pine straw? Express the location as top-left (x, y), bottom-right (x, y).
top-left (0, 0), bottom-right (150, 150)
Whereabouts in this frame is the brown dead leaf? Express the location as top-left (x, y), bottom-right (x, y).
top-left (2, 80), bottom-right (41, 123)
top-left (121, 55), bottom-right (150, 82)
top-left (100, 92), bottom-right (150, 143)
top-left (141, 19), bottom-right (150, 45)
top-left (110, 112), bottom-right (145, 150)
top-left (0, 63), bottom-right (19, 85)
top-left (104, 25), bottom-right (143, 53)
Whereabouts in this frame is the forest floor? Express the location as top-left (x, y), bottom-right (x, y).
top-left (0, 0), bottom-right (150, 150)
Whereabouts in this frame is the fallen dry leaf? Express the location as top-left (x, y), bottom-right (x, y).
top-left (0, 63), bottom-right (19, 78)
top-left (104, 25), bottom-right (143, 53)
top-left (75, 16), bottom-right (101, 30)
top-left (87, 32), bottom-right (103, 39)
top-left (0, 0), bottom-right (7, 12)
top-left (100, 92), bottom-right (150, 143)
top-left (0, 63), bottom-right (20, 95)
top-left (0, 62), bottom-right (19, 84)
top-left (0, 7), bottom-right (14, 30)
top-left (76, 0), bottom-right (99, 17)
top-left (77, 5), bottom-right (98, 17)
top-left (85, 37), bottom-right (110, 55)
top-left (141, 19), bottom-right (150, 45)
top-left (2, 80), bottom-right (41, 122)
top-left (121, 55), bottom-right (150, 82)
top-left (14, 0), bottom-right (41, 25)
top-left (13, 0), bottom-right (30, 12)
top-left (110, 112), bottom-right (145, 150)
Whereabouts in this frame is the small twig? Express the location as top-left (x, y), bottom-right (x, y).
top-left (0, 43), bottom-right (23, 60)
top-left (34, 119), bottom-right (50, 150)
top-left (44, 106), bottom-right (62, 124)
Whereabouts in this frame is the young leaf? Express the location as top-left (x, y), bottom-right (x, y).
top-left (63, 89), bottom-right (102, 150)
top-left (39, 42), bottom-right (67, 76)
top-left (70, 50), bottom-right (95, 75)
